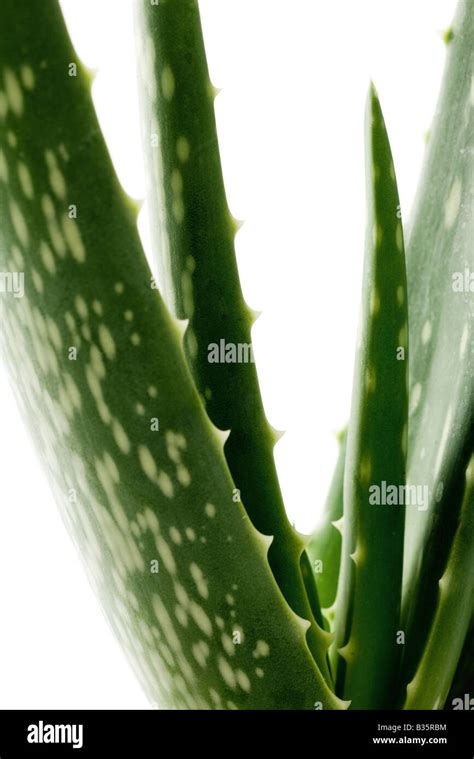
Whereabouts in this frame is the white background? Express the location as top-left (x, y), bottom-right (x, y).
top-left (0, 0), bottom-right (457, 708)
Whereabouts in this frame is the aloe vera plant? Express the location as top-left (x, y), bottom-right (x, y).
top-left (0, 0), bottom-right (471, 711)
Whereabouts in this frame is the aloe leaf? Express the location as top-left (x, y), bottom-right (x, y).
top-left (307, 430), bottom-right (346, 621)
top-left (400, 0), bottom-right (474, 686)
top-left (134, 0), bottom-right (332, 679)
top-left (0, 0), bottom-right (345, 710)
top-left (399, 428), bottom-right (473, 695)
top-left (447, 618), bottom-right (474, 708)
top-left (333, 85), bottom-right (408, 709)
top-left (404, 456), bottom-right (474, 710)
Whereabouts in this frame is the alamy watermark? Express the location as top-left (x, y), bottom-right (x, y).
top-left (369, 481), bottom-right (429, 511)
top-left (27, 721), bottom-right (83, 749)
top-left (452, 267), bottom-right (474, 292)
top-left (451, 694), bottom-right (473, 710)
top-left (208, 339), bottom-right (254, 364)
top-left (0, 270), bottom-right (24, 298)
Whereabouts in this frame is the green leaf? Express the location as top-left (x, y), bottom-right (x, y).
top-left (0, 0), bottom-right (345, 710)
top-left (404, 456), bottom-right (474, 710)
top-left (400, 0), bottom-right (474, 692)
top-left (332, 85), bottom-right (408, 709)
top-left (134, 0), bottom-right (332, 679)
top-left (307, 430), bottom-right (346, 619)
top-left (447, 618), bottom-right (474, 707)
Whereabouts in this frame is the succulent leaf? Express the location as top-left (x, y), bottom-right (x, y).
top-left (404, 456), bottom-right (474, 710)
top-left (332, 85), bottom-right (408, 709)
top-left (307, 430), bottom-right (346, 619)
top-left (0, 0), bottom-right (345, 710)
top-left (447, 618), bottom-right (474, 707)
top-left (134, 0), bottom-right (331, 679)
top-left (400, 0), bottom-right (474, 691)
top-left (0, 0), bottom-right (470, 712)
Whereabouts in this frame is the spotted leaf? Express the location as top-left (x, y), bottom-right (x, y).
top-left (400, 0), bottom-right (474, 699)
top-left (0, 0), bottom-right (345, 710)
top-left (134, 0), bottom-right (331, 678)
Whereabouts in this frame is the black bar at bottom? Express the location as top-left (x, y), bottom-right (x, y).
top-left (0, 709), bottom-right (471, 757)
